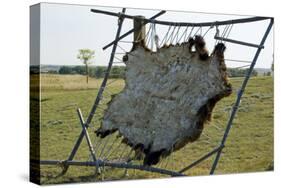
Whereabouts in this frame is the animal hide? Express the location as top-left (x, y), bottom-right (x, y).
top-left (96, 36), bottom-right (232, 165)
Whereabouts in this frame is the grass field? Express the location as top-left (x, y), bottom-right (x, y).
top-left (33, 74), bottom-right (273, 184)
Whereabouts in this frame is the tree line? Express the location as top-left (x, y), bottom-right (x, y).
top-left (44, 49), bottom-right (270, 83)
top-left (54, 66), bottom-right (259, 78)
top-left (46, 49), bottom-right (269, 82)
top-left (227, 68), bottom-right (258, 77)
top-left (58, 66), bottom-right (125, 79)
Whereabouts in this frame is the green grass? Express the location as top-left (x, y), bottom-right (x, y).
top-left (36, 74), bottom-right (273, 184)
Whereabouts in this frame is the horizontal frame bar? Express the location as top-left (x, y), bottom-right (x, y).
top-left (224, 59), bottom-right (252, 63)
top-left (37, 160), bottom-right (185, 177)
top-left (91, 8), bottom-right (136, 19)
top-left (215, 36), bottom-right (264, 48)
top-left (234, 64), bottom-right (251, 69)
top-left (91, 8), bottom-right (271, 27)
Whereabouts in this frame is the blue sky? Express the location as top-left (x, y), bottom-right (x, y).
top-left (39, 3), bottom-right (274, 68)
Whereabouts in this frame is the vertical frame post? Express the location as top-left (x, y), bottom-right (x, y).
top-left (210, 18), bottom-right (274, 174)
top-left (85, 8), bottom-right (126, 126)
top-left (59, 8), bottom-right (127, 176)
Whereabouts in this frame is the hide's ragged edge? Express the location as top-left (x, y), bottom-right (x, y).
top-left (96, 36), bottom-right (232, 166)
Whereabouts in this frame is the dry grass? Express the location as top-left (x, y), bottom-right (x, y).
top-left (40, 74), bottom-right (124, 91)
top-left (37, 74), bottom-right (273, 184)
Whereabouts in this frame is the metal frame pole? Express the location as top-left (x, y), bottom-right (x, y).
top-left (178, 145), bottom-right (224, 173)
top-left (101, 11), bottom-right (166, 50)
top-left (59, 8), bottom-right (127, 175)
top-left (214, 36), bottom-right (264, 49)
top-left (77, 108), bottom-right (101, 174)
top-left (210, 18), bottom-right (274, 175)
top-left (85, 8), bottom-right (126, 126)
top-left (39, 160), bottom-right (185, 177)
top-left (90, 8), bottom-right (271, 27)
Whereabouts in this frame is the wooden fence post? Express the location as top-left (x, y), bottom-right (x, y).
top-left (133, 16), bottom-right (146, 43)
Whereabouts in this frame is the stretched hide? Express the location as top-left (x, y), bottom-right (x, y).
top-left (96, 36), bottom-right (232, 165)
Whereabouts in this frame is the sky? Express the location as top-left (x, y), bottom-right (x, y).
top-left (38, 3), bottom-right (274, 68)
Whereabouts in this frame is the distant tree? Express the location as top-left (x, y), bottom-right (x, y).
top-left (110, 66), bottom-right (125, 78)
top-left (59, 66), bottom-right (72, 74)
top-left (72, 66), bottom-right (86, 75)
top-left (94, 67), bottom-right (105, 78)
top-left (47, 70), bottom-right (58, 74)
top-left (88, 67), bottom-right (95, 77)
top-left (251, 69), bottom-right (258, 77)
top-left (77, 49), bottom-right (95, 83)
top-left (227, 68), bottom-right (257, 77)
